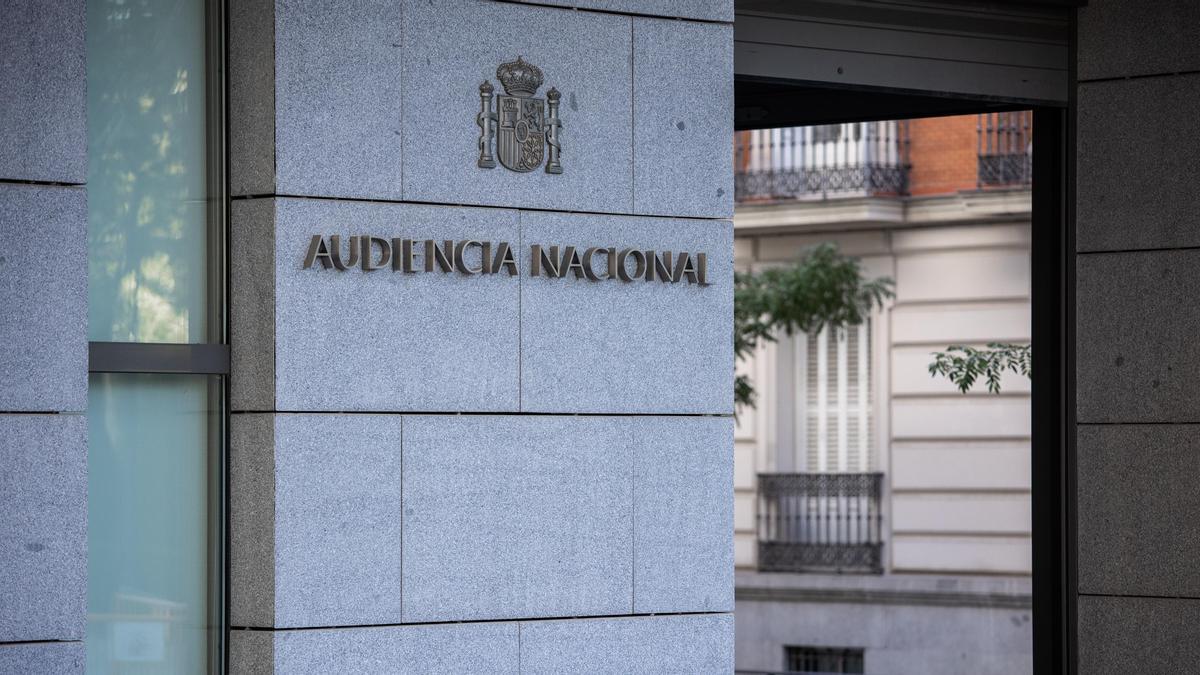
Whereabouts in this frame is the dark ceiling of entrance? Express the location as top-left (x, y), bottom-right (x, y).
top-left (734, 78), bottom-right (1026, 131)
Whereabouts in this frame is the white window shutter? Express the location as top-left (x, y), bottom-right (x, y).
top-left (803, 322), bottom-right (873, 473)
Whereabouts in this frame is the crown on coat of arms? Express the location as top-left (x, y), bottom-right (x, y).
top-left (496, 57), bottom-right (544, 97)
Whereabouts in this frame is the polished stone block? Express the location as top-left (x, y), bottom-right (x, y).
top-left (402, 415), bottom-right (632, 622)
top-left (230, 413), bottom-right (403, 628)
top-left (520, 211), bottom-right (733, 414)
top-left (229, 622), bottom-right (519, 674)
top-left (229, 0), bottom-right (275, 196)
top-left (230, 199), bottom-right (276, 412)
top-left (274, 0), bottom-right (403, 199)
top-left (229, 414), bottom-right (276, 627)
top-left (1078, 77), bottom-right (1200, 252)
top-left (401, 0), bottom-right (633, 214)
top-left (0, 414), bottom-right (87, 642)
top-left (228, 629), bottom-right (273, 675)
top-left (0, 642), bottom-right (85, 675)
top-left (520, 614), bottom-right (735, 674)
top-left (273, 413), bottom-right (402, 626)
top-left (272, 198), bottom-right (520, 412)
top-left (1078, 424), bottom-right (1200, 598)
top-left (1077, 250), bottom-right (1200, 423)
top-left (0, 184), bottom-right (87, 413)
top-left (229, 0), bottom-right (404, 199)
top-left (0, 0), bottom-right (85, 183)
top-left (1078, 0), bottom-right (1200, 81)
top-left (509, 0), bottom-right (732, 22)
top-left (1078, 595), bottom-right (1200, 675)
top-left (633, 416), bottom-right (733, 613)
top-left (633, 18), bottom-right (733, 218)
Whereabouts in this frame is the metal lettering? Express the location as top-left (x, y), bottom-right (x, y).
top-left (425, 239), bottom-right (454, 273)
top-left (560, 246), bottom-right (585, 279)
top-left (676, 252), bottom-right (697, 284)
top-left (649, 250), bottom-right (673, 282)
top-left (329, 235), bottom-right (360, 271)
top-left (391, 238), bottom-right (403, 271)
top-left (493, 242), bottom-right (518, 276)
top-left (361, 236), bottom-right (391, 271)
top-left (580, 246), bottom-right (604, 279)
top-left (531, 245), bottom-right (561, 278)
top-left (616, 248), bottom-right (646, 282)
top-left (530, 245), bottom-right (542, 276)
top-left (303, 235), bottom-right (333, 269)
top-left (300, 235), bottom-right (712, 285)
top-left (480, 242), bottom-right (493, 274)
top-left (454, 240), bottom-right (484, 275)
top-left (399, 239), bottom-right (419, 273)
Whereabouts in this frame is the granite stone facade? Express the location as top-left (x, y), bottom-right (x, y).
top-left (1075, 0), bottom-right (1200, 670)
top-left (0, 0), bottom-right (86, 184)
top-left (0, 415), bottom-right (87, 643)
top-left (0, 183), bottom-right (88, 413)
top-left (227, 0), bottom-right (734, 671)
top-left (229, 614), bottom-right (733, 673)
top-left (0, 2), bottom-right (88, 672)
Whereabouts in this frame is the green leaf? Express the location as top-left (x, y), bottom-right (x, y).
top-left (734, 243), bottom-right (894, 410)
top-left (927, 343), bottom-right (1031, 394)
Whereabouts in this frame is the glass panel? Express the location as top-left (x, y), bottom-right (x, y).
top-left (86, 374), bottom-right (220, 674)
top-left (87, 0), bottom-right (209, 343)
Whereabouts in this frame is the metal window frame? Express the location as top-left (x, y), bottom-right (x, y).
top-left (784, 644), bottom-right (866, 674)
top-left (88, 342), bottom-right (230, 375)
top-left (1030, 104), bottom-right (1074, 675)
top-left (85, 0), bottom-right (230, 671)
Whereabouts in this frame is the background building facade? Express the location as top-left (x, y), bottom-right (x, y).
top-left (733, 114), bottom-right (1033, 674)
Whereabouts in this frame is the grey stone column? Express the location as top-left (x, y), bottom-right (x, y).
top-left (1075, 0), bottom-right (1200, 671)
top-left (227, 0), bottom-right (734, 671)
top-left (0, 2), bottom-right (89, 673)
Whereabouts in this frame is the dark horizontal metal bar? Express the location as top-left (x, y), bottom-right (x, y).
top-left (88, 341), bottom-right (230, 375)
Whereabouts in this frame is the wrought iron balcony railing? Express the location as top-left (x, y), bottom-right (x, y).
top-left (977, 111), bottom-right (1032, 187)
top-left (757, 472), bottom-right (884, 574)
top-left (734, 122), bottom-right (910, 202)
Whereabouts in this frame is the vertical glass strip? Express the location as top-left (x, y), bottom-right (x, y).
top-left (87, 0), bottom-right (209, 343)
top-left (86, 374), bottom-right (220, 674)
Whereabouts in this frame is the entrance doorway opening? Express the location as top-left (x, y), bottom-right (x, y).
top-left (730, 74), bottom-right (1068, 675)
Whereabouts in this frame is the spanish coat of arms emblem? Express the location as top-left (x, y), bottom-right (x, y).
top-left (476, 57), bottom-right (563, 174)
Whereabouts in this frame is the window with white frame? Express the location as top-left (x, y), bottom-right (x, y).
top-left (797, 322), bottom-right (873, 473)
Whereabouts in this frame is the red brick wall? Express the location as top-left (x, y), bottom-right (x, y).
top-left (733, 113), bottom-right (1031, 198)
top-left (907, 114), bottom-right (980, 196)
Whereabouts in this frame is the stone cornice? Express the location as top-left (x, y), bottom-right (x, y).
top-left (733, 189), bottom-right (1033, 235)
top-left (735, 570), bottom-right (1033, 609)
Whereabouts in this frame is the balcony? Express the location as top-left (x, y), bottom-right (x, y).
top-left (734, 122), bottom-right (911, 203)
top-left (977, 111), bottom-right (1032, 187)
top-left (757, 472), bottom-right (884, 574)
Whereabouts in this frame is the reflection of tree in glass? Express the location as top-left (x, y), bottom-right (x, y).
top-left (87, 0), bottom-right (207, 343)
